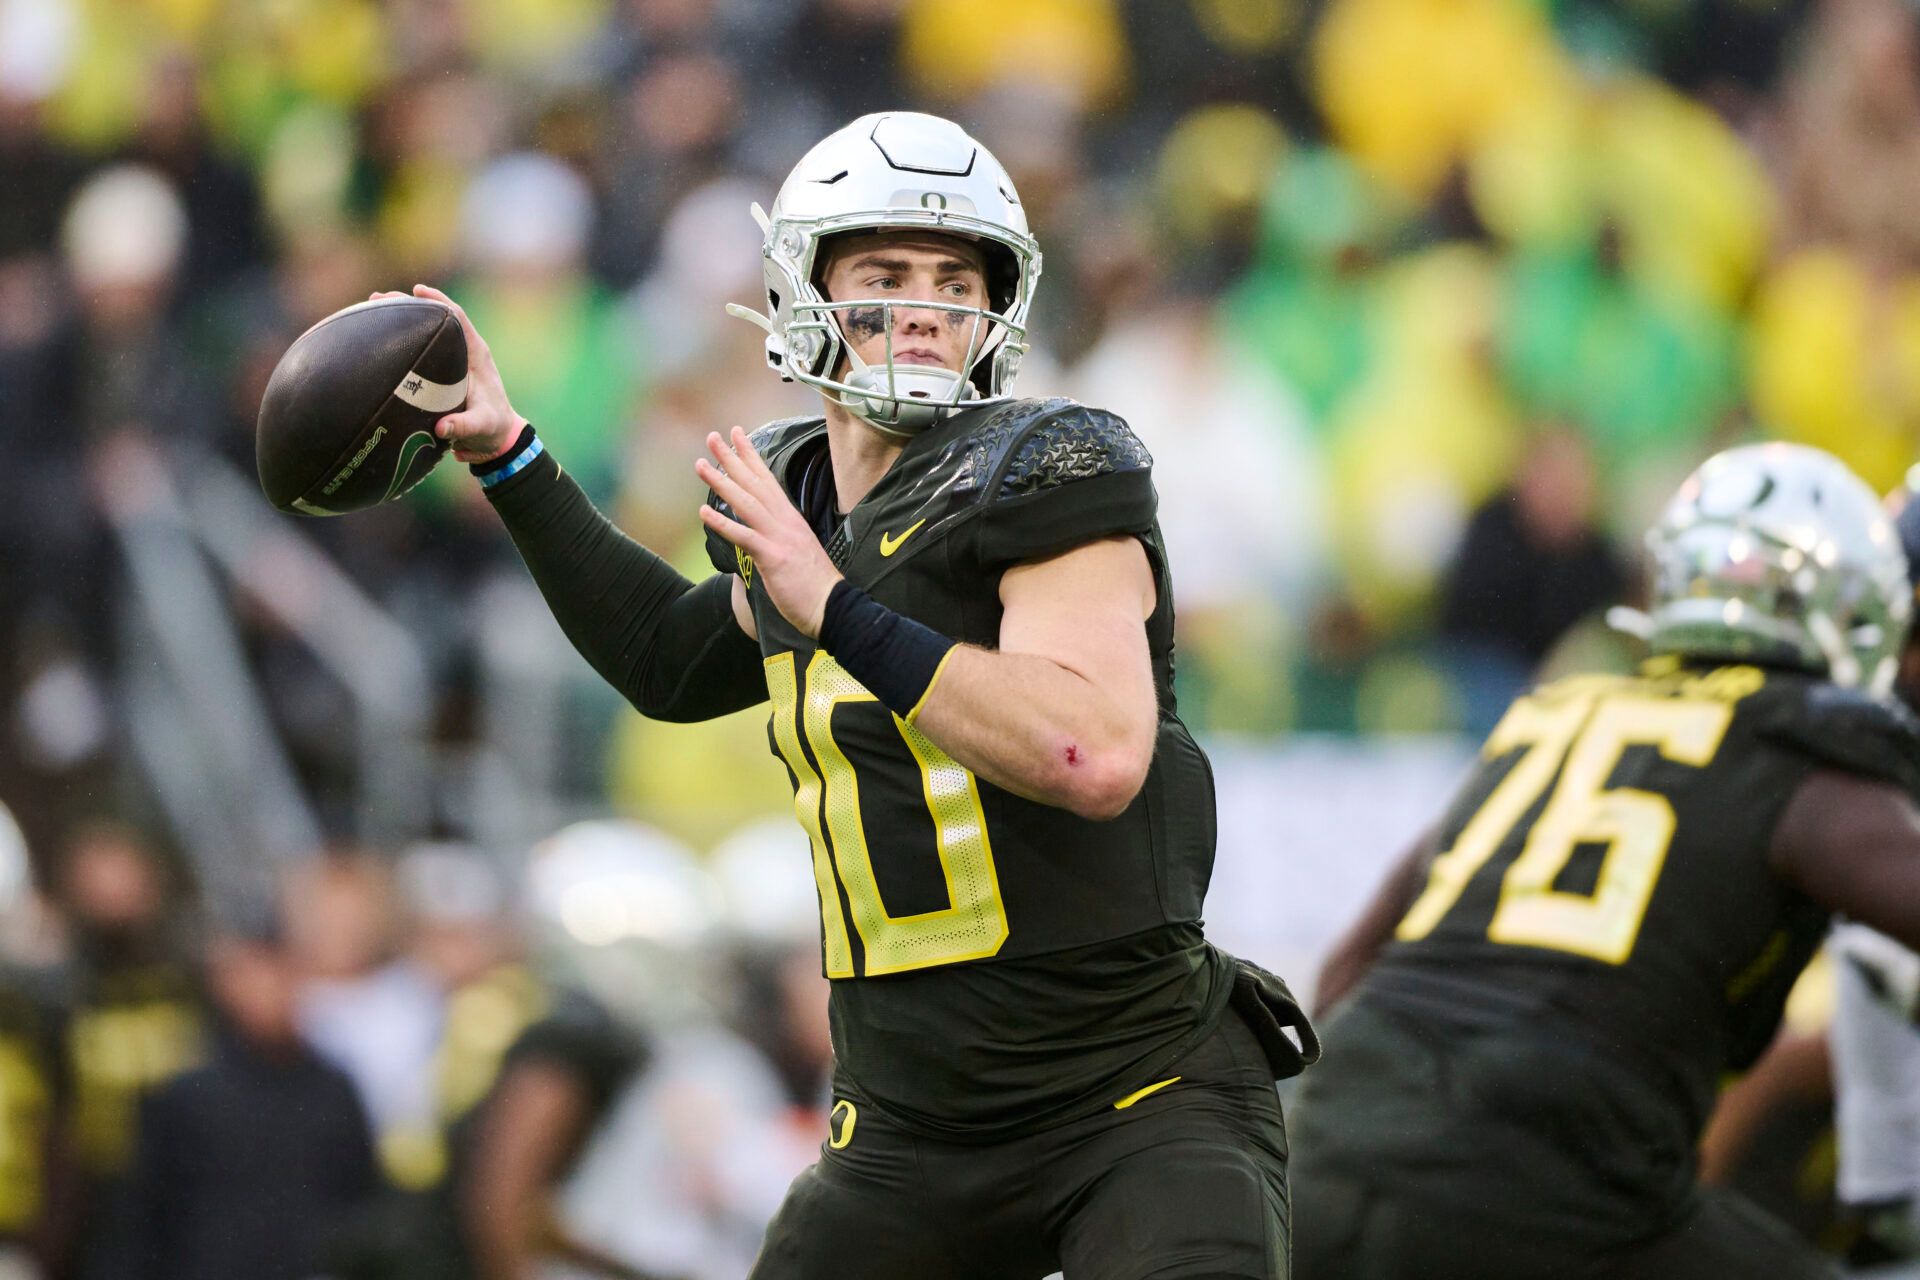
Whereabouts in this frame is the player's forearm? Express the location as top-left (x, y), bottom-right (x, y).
top-left (1699, 1030), bottom-right (1831, 1185)
top-left (481, 434), bottom-right (766, 721)
top-left (1772, 769), bottom-right (1920, 952)
top-left (910, 645), bottom-right (1155, 821)
top-left (1315, 832), bottom-right (1436, 1016)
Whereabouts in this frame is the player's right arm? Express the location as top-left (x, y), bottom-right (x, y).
top-left (386, 285), bottom-right (766, 722)
top-left (1770, 769), bottom-right (1920, 949)
top-left (1314, 826), bottom-right (1438, 1016)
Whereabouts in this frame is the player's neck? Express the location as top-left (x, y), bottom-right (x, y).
top-left (822, 400), bottom-right (907, 512)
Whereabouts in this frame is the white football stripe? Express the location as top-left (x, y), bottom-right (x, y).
top-left (394, 370), bottom-right (467, 413)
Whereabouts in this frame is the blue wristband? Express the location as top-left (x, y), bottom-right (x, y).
top-left (817, 581), bottom-right (957, 723)
top-left (473, 425), bottom-right (543, 489)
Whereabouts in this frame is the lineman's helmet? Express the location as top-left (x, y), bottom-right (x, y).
top-left (1616, 443), bottom-right (1911, 694)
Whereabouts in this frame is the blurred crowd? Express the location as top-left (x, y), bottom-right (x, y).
top-left (10, 0), bottom-right (1920, 851)
top-left (0, 799), bottom-right (832, 1279)
top-left (3, 0), bottom-right (1918, 1270)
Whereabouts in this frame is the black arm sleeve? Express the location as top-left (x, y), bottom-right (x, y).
top-left (484, 447), bottom-right (767, 722)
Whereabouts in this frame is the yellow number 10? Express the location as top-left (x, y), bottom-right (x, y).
top-left (767, 651), bottom-right (1009, 978)
top-left (1397, 693), bottom-right (1734, 964)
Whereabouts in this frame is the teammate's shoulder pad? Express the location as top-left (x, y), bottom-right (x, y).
top-left (1760, 678), bottom-right (1920, 798)
top-left (705, 416), bottom-right (825, 575)
top-left (995, 399), bottom-right (1152, 500)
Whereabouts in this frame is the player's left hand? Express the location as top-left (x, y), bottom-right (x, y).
top-left (696, 427), bottom-right (842, 639)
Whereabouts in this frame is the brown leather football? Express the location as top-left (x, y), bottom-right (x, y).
top-left (256, 297), bottom-right (466, 515)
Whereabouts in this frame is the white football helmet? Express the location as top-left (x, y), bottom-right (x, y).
top-left (726, 112), bottom-right (1042, 436)
top-left (1610, 442), bottom-right (1912, 694)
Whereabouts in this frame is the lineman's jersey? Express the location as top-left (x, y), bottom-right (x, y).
top-left (707, 396), bottom-right (1232, 1139)
top-left (1363, 661), bottom-right (1920, 1161)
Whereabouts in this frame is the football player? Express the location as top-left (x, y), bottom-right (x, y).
top-left (1823, 481), bottom-right (1920, 1275)
top-left (384, 112), bottom-right (1315, 1279)
top-left (1293, 443), bottom-right (1920, 1279)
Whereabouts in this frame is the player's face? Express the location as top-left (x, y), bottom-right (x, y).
top-left (819, 232), bottom-right (991, 379)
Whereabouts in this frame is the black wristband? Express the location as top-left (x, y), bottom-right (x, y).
top-left (471, 423), bottom-right (539, 485)
top-left (817, 581), bottom-right (957, 723)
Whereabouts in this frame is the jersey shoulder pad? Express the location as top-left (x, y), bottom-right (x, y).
top-left (704, 416), bottom-right (826, 575)
top-left (994, 398), bottom-right (1153, 497)
top-left (748, 415), bottom-right (829, 475)
top-left (971, 398), bottom-right (1156, 567)
top-left (1756, 676), bottom-right (1920, 798)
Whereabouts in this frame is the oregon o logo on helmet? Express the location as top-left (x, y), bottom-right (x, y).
top-left (920, 191), bottom-right (948, 213)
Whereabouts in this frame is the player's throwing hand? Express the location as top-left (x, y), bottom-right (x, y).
top-left (696, 427), bottom-right (843, 638)
top-left (368, 284), bottom-right (527, 464)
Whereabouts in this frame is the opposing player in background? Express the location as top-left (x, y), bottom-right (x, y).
top-left (1296, 443), bottom-right (1920, 1279)
top-left (382, 112), bottom-right (1313, 1279)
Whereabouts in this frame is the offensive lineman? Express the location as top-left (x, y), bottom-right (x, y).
top-left (381, 113), bottom-right (1314, 1279)
top-left (1293, 443), bottom-right (1920, 1279)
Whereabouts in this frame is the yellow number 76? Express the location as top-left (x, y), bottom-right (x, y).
top-left (1397, 693), bottom-right (1735, 965)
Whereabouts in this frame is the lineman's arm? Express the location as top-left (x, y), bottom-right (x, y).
top-left (383, 285), bottom-right (766, 721)
top-left (1771, 769), bottom-right (1920, 948)
top-left (1698, 1029), bottom-right (1832, 1185)
top-left (1314, 827), bottom-right (1438, 1016)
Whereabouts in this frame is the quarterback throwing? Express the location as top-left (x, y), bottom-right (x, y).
top-left (390, 113), bottom-right (1315, 1279)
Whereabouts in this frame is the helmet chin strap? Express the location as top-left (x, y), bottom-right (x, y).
top-left (836, 338), bottom-right (974, 433)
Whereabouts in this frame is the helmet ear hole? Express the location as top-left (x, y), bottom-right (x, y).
top-left (808, 232), bottom-right (846, 297)
top-left (983, 242), bottom-right (1021, 315)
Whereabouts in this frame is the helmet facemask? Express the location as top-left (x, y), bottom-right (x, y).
top-left (797, 241), bottom-right (1024, 434)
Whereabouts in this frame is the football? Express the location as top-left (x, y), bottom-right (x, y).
top-left (255, 296), bottom-right (467, 516)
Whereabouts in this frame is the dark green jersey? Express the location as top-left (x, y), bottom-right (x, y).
top-left (1361, 660), bottom-right (1920, 1150)
top-left (705, 397), bottom-right (1232, 1138)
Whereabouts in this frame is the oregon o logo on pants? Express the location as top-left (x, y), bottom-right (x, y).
top-left (829, 1099), bottom-right (857, 1150)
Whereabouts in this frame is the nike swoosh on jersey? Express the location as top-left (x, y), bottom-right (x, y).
top-left (879, 518), bottom-right (927, 557)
